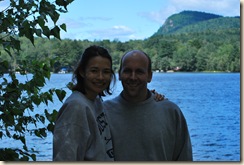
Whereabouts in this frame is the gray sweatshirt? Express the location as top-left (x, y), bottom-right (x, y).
top-left (104, 91), bottom-right (192, 161)
top-left (53, 91), bottom-right (114, 161)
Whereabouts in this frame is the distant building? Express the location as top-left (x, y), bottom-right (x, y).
top-left (173, 66), bottom-right (181, 71)
top-left (58, 66), bottom-right (73, 74)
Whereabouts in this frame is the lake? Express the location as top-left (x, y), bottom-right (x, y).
top-left (0, 72), bottom-right (240, 161)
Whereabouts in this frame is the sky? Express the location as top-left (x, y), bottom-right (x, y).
top-left (57, 0), bottom-right (240, 42)
top-left (0, 0), bottom-right (241, 42)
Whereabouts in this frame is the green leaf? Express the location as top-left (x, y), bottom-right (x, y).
top-left (37, 16), bottom-right (45, 28)
top-left (45, 109), bottom-right (58, 123)
top-left (0, 131), bottom-right (3, 138)
top-left (34, 130), bottom-right (41, 138)
top-left (10, 36), bottom-right (21, 51)
top-left (55, 0), bottom-right (74, 10)
top-left (66, 82), bottom-right (74, 90)
top-left (49, 11), bottom-right (60, 24)
top-left (55, 89), bottom-right (66, 102)
top-left (0, 148), bottom-right (19, 160)
top-left (20, 136), bottom-right (26, 145)
top-left (0, 61), bottom-right (9, 70)
top-left (40, 128), bottom-right (47, 137)
top-left (32, 95), bottom-right (41, 105)
top-left (35, 29), bottom-right (42, 37)
top-left (55, 0), bottom-right (64, 6)
top-left (42, 26), bottom-right (50, 38)
top-left (22, 21), bottom-right (34, 45)
top-left (35, 114), bottom-right (45, 124)
top-left (60, 23), bottom-right (66, 32)
top-left (50, 26), bottom-right (61, 40)
top-left (39, 115), bottom-right (45, 124)
top-left (31, 154), bottom-right (36, 161)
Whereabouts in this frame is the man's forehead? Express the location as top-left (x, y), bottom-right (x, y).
top-left (122, 54), bottom-right (149, 68)
top-left (123, 51), bottom-right (147, 60)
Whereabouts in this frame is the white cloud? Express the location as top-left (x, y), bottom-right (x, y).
top-left (58, 17), bottom-right (91, 30)
top-left (61, 25), bottom-right (137, 41)
top-left (83, 16), bottom-right (112, 21)
top-left (139, 6), bottom-right (177, 24)
top-left (170, 0), bottom-right (240, 16)
top-left (139, 0), bottom-right (240, 25)
top-left (87, 25), bottom-right (135, 40)
top-left (58, 16), bottom-right (112, 30)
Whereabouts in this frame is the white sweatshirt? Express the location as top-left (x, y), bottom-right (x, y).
top-left (53, 91), bottom-right (114, 161)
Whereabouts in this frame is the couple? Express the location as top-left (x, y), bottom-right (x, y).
top-left (53, 45), bottom-right (192, 161)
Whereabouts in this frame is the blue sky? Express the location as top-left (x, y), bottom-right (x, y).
top-left (0, 0), bottom-right (241, 42)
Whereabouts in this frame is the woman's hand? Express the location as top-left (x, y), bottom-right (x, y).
top-left (151, 89), bottom-right (167, 101)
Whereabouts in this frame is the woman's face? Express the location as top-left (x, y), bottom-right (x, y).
top-left (82, 56), bottom-right (112, 100)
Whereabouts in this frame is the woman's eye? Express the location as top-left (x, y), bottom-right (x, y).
top-left (103, 70), bottom-right (111, 74)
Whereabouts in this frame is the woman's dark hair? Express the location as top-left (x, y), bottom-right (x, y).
top-left (72, 45), bottom-right (116, 97)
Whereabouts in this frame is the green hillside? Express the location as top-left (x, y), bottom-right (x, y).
top-left (153, 10), bottom-right (239, 35)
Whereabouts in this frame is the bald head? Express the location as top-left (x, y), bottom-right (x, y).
top-left (119, 50), bottom-right (152, 73)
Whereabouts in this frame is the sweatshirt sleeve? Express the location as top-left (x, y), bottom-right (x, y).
top-left (173, 106), bottom-right (193, 161)
top-left (53, 101), bottom-right (92, 161)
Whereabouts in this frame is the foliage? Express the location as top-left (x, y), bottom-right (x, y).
top-left (1, 10), bottom-right (239, 73)
top-left (170, 17), bottom-right (240, 35)
top-left (0, 0), bottom-right (73, 161)
top-left (1, 22), bottom-right (239, 74)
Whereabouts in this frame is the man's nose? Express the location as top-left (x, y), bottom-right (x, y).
top-left (130, 72), bottom-right (137, 80)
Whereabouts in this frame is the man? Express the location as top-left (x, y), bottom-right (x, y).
top-left (104, 50), bottom-right (193, 161)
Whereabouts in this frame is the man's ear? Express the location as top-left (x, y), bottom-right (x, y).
top-left (118, 69), bottom-right (122, 81)
top-left (147, 71), bottom-right (153, 83)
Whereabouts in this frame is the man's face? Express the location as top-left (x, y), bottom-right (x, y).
top-left (119, 51), bottom-right (152, 102)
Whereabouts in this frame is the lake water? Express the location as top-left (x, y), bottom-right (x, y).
top-left (1, 72), bottom-right (240, 161)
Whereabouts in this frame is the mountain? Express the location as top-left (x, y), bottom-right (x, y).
top-left (153, 10), bottom-right (240, 36)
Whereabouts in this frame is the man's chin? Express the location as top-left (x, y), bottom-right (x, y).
top-left (124, 90), bottom-right (139, 97)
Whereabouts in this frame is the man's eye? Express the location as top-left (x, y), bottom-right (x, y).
top-left (123, 69), bottom-right (130, 73)
top-left (90, 69), bottom-right (98, 73)
top-left (137, 70), bottom-right (145, 74)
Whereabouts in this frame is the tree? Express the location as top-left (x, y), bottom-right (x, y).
top-left (195, 42), bottom-right (214, 71)
top-left (173, 43), bottom-right (197, 71)
top-left (0, 0), bottom-right (73, 160)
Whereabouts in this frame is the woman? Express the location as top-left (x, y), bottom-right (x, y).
top-left (53, 45), bottom-right (116, 161)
